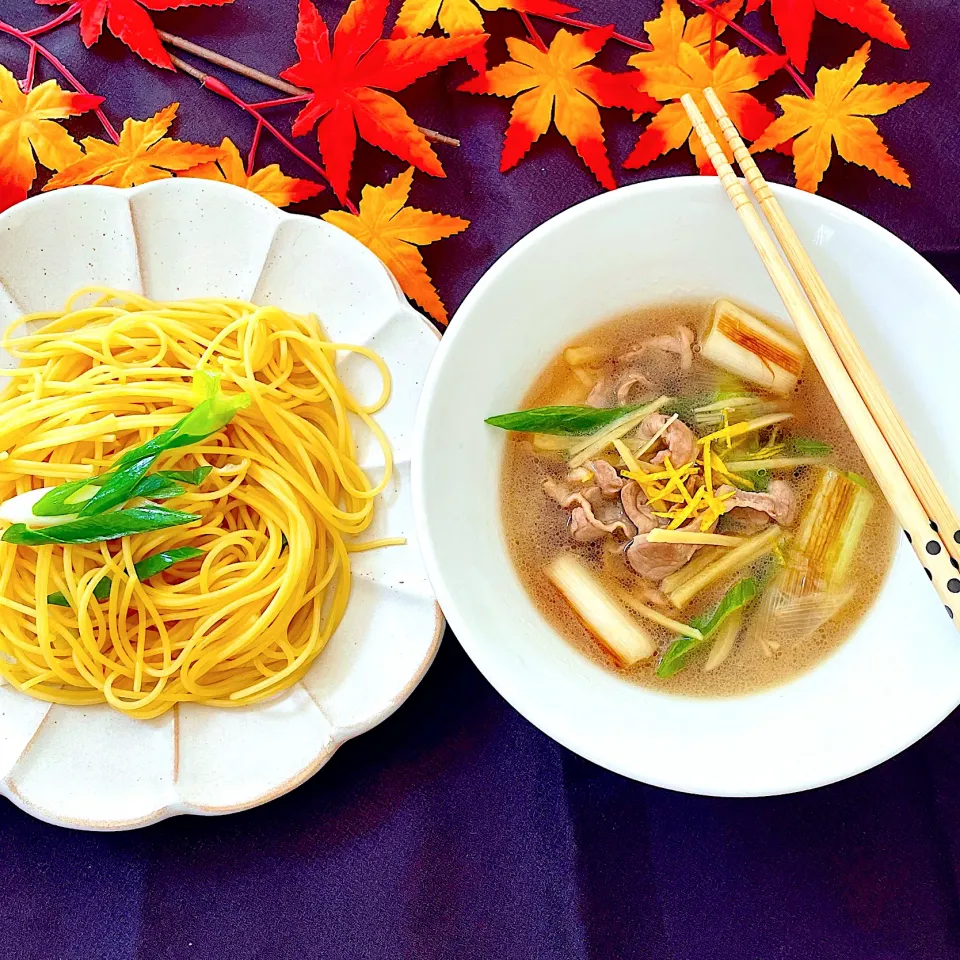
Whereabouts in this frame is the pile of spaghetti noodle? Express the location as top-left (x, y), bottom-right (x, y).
top-left (0, 288), bottom-right (393, 719)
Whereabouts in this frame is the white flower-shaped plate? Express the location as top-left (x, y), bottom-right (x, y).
top-left (0, 180), bottom-right (443, 830)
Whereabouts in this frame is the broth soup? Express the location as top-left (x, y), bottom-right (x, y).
top-left (491, 299), bottom-right (897, 696)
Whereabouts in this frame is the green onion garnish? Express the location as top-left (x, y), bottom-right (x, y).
top-left (3, 507), bottom-right (200, 546)
top-left (657, 578), bottom-right (757, 678)
top-left (32, 373), bottom-right (246, 519)
top-left (485, 404), bottom-right (642, 436)
top-left (47, 546), bottom-right (205, 607)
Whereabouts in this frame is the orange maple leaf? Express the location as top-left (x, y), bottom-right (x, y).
top-left (751, 43), bottom-right (927, 192)
top-left (745, 0), bottom-right (906, 71)
top-left (625, 0), bottom-right (782, 173)
top-left (628, 0), bottom-right (744, 71)
top-left (44, 103), bottom-right (222, 190)
top-left (280, 0), bottom-right (485, 204)
top-left (323, 167), bottom-right (468, 324)
top-left (180, 137), bottom-right (324, 207)
top-left (459, 26), bottom-right (658, 190)
top-left (393, 0), bottom-right (575, 40)
top-left (0, 65), bottom-right (103, 211)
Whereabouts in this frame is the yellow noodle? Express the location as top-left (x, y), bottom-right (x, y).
top-left (0, 288), bottom-right (393, 719)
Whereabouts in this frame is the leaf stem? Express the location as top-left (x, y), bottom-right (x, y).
top-left (159, 30), bottom-right (459, 145)
top-left (686, 0), bottom-right (814, 98)
top-left (414, 125), bottom-right (460, 147)
top-left (531, 13), bottom-right (653, 51)
top-left (246, 119), bottom-right (263, 177)
top-left (519, 12), bottom-right (548, 52)
top-left (171, 57), bottom-right (358, 214)
top-left (22, 44), bottom-right (37, 92)
top-left (250, 94), bottom-right (310, 109)
top-left (0, 15), bottom-right (119, 142)
top-left (24, 3), bottom-right (81, 38)
top-left (159, 30), bottom-right (304, 95)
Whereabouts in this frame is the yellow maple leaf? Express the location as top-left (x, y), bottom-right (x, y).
top-left (44, 103), bottom-right (223, 190)
top-left (180, 138), bottom-right (324, 208)
top-left (751, 42), bottom-right (927, 192)
top-left (625, 0), bottom-right (782, 173)
top-left (323, 167), bottom-right (468, 324)
top-left (393, 0), bottom-right (575, 40)
top-left (395, 0), bottom-right (488, 37)
top-left (628, 0), bottom-right (743, 72)
top-left (0, 65), bottom-right (103, 210)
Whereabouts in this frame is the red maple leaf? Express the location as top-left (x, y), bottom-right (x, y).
top-left (37, 0), bottom-right (237, 70)
top-left (281, 0), bottom-right (486, 203)
top-left (745, 0), bottom-right (907, 71)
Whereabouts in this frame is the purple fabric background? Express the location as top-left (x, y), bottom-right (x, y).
top-left (2, 1), bottom-right (960, 957)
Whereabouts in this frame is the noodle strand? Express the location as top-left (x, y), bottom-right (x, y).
top-left (0, 289), bottom-right (394, 719)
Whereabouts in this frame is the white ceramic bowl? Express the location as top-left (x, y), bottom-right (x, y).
top-left (0, 180), bottom-right (442, 829)
top-left (414, 177), bottom-right (960, 797)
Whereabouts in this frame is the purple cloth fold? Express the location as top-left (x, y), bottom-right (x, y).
top-left (1, 0), bottom-right (960, 957)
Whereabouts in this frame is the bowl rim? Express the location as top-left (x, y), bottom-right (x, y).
top-left (0, 179), bottom-right (444, 829)
top-left (413, 174), bottom-right (960, 797)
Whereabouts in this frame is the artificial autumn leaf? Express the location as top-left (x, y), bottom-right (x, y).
top-left (323, 167), bottom-right (467, 324)
top-left (625, 0), bottom-right (782, 173)
top-left (280, 0), bottom-right (486, 204)
top-left (44, 103), bottom-right (223, 190)
top-left (628, 0), bottom-right (744, 71)
top-left (393, 0), bottom-right (575, 41)
top-left (752, 42), bottom-right (927, 192)
top-left (180, 137), bottom-right (324, 207)
top-left (37, 0), bottom-right (237, 71)
top-left (0, 65), bottom-right (103, 211)
top-left (745, 0), bottom-right (906, 72)
top-left (459, 27), bottom-right (658, 190)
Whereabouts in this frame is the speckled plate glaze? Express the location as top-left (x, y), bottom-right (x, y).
top-left (0, 180), bottom-right (443, 830)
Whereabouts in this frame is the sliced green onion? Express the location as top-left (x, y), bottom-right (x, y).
top-left (133, 546), bottom-right (205, 578)
top-left (3, 507), bottom-right (199, 546)
top-left (47, 546), bottom-right (204, 607)
top-left (485, 404), bottom-right (643, 436)
top-left (129, 475), bottom-right (186, 501)
top-left (30, 476), bottom-right (103, 517)
top-left (662, 395), bottom-right (708, 426)
top-left (127, 466), bottom-right (212, 502)
top-left (78, 455), bottom-right (156, 517)
top-left (790, 437), bottom-right (832, 457)
top-left (114, 374), bottom-right (249, 470)
top-left (30, 467), bottom-right (208, 519)
top-left (155, 467), bottom-right (212, 485)
top-left (47, 577), bottom-right (112, 607)
top-left (32, 373), bottom-right (242, 519)
top-left (657, 578), bottom-right (757, 678)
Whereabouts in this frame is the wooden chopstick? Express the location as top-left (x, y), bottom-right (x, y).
top-left (701, 85), bottom-right (960, 568)
top-left (680, 92), bottom-right (960, 631)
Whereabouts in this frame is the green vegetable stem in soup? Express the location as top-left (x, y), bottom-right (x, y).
top-left (493, 299), bottom-right (897, 697)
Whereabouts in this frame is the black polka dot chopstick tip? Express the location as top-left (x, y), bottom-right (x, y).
top-left (683, 88), bottom-right (960, 637)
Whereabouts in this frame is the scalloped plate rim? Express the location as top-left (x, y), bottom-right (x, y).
top-left (1, 605), bottom-right (444, 831)
top-left (0, 181), bottom-right (444, 830)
